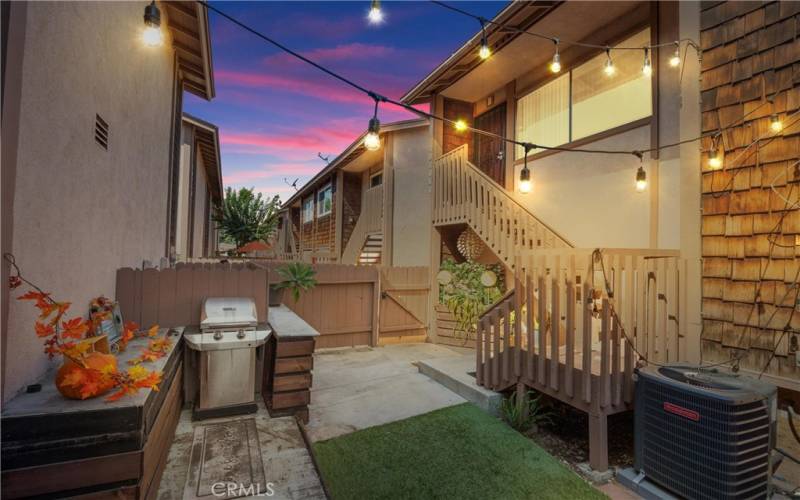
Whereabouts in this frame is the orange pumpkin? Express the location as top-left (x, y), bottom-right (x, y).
top-left (55, 352), bottom-right (118, 400)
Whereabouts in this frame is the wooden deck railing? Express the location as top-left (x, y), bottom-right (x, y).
top-left (476, 248), bottom-right (685, 470)
top-left (364, 184), bottom-right (383, 234)
top-left (432, 145), bottom-right (573, 267)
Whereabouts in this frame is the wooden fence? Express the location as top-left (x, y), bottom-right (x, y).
top-left (115, 261), bottom-right (429, 349)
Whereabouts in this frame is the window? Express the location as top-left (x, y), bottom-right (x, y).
top-left (302, 197), bottom-right (314, 223)
top-left (317, 183), bottom-right (332, 217)
top-left (516, 28), bottom-right (652, 159)
top-left (370, 172), bottom-right (383, 188)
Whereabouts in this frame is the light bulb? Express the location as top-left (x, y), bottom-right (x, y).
top-left (708, 147), bottom-right (722, 169)
top-left (669, 45), bottom-right (681, 67)
top-left (142, 1), bottom-right (163, 47)
top-left (519, 166), bottom-right (532, 193)
top-left (770, 114), bottom-right (783, 133)
top-left (367, 0), bottom-right (383, 25)
top-left (603, 51), bottom-right (615, 76)
top-left (364, 132), bottom-right (380, 151)
top-left (550, 51), bottom-right (561, 73)
top-left (454, 119), bottom-right (468, 132)
top-left (364, 116), bottom-right (381, 151)
top-left (642, 48), bottom-right (652, 76)
top-left (479, 43), bottom-right (491, 60)
top-left (635, 166), bottom-right (647, 192)
top-left (143, 26), bottom-right (163, 47)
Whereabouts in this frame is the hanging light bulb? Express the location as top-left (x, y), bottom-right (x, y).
top-left (549, 39), bottom-right (561, 73)
top-left (364, 96), bottom-right (382, 151)
top-left (367, 0), bottom-right (384, 25)
top-left (642, 47), bottom-right (652, 76)
top-left (478, 20), bottom-right (491, 60)
top-left (603, 48), bottom-right (615, 76)
top-left (454, 119), bottom-right (468, 132)
top-left (635, 166), bottom-right (647, 192)
top-left (142, 1), bottom-right (163, 47)
top-left (770, 114), bottom-right (783, 133)
top-left (519, 144), bottom-right (533, 193)
top-left (708, 143), bottom-right (723, 169)
top-left (669, 42), bottom-right (681, 67)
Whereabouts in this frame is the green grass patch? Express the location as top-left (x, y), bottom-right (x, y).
top-left (313, 403), bottom-right (605, 500)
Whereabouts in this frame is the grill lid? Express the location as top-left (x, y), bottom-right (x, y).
top-left (200, 297), bottom-right (258, 330)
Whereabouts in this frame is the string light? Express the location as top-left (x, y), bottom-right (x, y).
top-left (603, 48), bottom-right (615, 76)
top-left (708, 138), bottom-right (723, 169)
top-left (367, 0), bottom-right (384, 25)
top-left (454, 119), bottom-right (468, 132)
top-left (519, 144), bottom-right (533, 193)
top-left (669, 42), bottom-right (681, 67)
top-left (142, 1), bottom-right (163, 47)
top-left (549, 39), bottom-right (561, 73)
top-left (478, 19), bottom-right (491, 60)
top-left (770, 114), bottom-right (783, 133)
top-left (364, 94), bottom-right (383, 151)
top-left (634, 153), bottom-right (647, 192)
top-left (642, 48), bottom-right (652, 76)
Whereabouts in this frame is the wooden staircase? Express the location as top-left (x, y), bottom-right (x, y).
top-left (358, 233), bottom-right (383, 265)
top-left (432, 144), bottom-right (573, 268)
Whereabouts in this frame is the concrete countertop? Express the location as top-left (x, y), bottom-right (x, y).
top-left (269, 305), bottom-right (320, 338)
top-left (2, 327), bottom-right (184, 416)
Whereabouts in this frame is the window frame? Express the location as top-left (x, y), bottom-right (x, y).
top-left (514, 23), bottom-right (654, 164)
top-left (301, 196), bottom-right (314, 224)
top-left (369, 172), bottom-right (383, 188)
top-left (316, 183), bottom-right (333, 218)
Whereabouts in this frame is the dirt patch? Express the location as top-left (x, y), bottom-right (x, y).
top-left (511, 391), bottom-right (634, 472)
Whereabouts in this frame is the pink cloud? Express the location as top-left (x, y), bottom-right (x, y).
top-left (263, 43), bottom-right (397, 68)
top-left (224, 163), bottom-right (322, 184)
top-left (217, 69), bottom-right (367, 105)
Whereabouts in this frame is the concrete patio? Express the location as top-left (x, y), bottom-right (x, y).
top-left (305, 343), bottom-right (474, 442)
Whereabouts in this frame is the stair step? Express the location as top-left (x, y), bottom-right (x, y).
top-left (417, 356), bottom-right (502, 417)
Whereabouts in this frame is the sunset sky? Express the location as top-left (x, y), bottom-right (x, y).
top-left (184, 1), bottom-right (505, 201)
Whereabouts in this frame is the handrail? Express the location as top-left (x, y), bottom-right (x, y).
top-left (434, 145), bottom-right (573, 247)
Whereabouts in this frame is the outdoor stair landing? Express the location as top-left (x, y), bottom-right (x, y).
top-left (417, 355), bottom-right (502, 417)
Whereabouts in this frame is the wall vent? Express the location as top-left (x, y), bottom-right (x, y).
top-left (94, 114), bottom-right (109, 150)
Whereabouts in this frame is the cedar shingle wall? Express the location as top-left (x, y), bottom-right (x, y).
top-left (700, 1), bottom-right (800, 383)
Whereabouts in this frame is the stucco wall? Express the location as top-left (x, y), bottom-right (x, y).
top-left (176, 123), bottom-right (193, 259)
top-left (4, 2), bottom-right (176, 401)
top-left (391, 126), bottom-right (433, 266)
top-left (513, 125), bottom-right (655, 248)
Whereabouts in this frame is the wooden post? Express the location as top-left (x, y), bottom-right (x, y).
top-left (334, 170), bottom-right (344, 260)
top-left (371, 266), bottom-right (381, 347)
top-left (588, 413), bottom-right (609, 472)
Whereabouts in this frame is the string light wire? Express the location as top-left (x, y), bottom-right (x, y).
top-left (196, 1), bottom-right (790, 163)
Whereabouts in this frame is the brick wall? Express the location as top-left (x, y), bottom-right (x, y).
top-left (443, 98), bottom-right (473, 154)
top-left (700, 1), bottom-right (800, 384)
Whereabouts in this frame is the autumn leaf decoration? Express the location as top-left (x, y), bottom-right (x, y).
top-left (5, 253), bottom-right (165, 402)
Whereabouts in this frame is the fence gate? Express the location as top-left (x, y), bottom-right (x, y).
top-left (379, 267), bottom-right (429, 344)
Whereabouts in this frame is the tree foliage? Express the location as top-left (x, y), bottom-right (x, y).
top-left (213, 187), bottom-right (281, 251)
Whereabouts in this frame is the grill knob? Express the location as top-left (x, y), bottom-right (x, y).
top-left (213, 331), bottom-right (223, 341)
top-left (237, 330), bottom-right (246, 339)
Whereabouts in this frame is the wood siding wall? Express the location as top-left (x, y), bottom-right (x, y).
top-left (699, 1), bottom-right (800, 386)
top-left (443, 98), bottom-right (473, 154)
top-left (298, 175), bottom-right (337, 255)
top-left (341, 172), bottom-right (362, 253)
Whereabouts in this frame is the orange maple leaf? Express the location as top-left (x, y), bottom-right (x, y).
top-left (60, 368), bottom-right (87, 388)
top-left (61, 317), bottom-right (89, 339)
top-left (135, 371), bottom-right (162, 391)
top-left (105, 387), bottom-right (130, 402)
top-left (147, 325), bottom-right (160, 337)
top-left (35, 321), bottom-right (55, 338)
top-left (18, 291), bottom-right (50, 302)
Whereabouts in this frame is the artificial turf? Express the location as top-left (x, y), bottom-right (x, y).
top-left (313, 403), bottom-right (606, 500)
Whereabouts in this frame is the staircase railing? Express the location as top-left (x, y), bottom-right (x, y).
top-left (432, 145), bottom-right (573, 268)
top-left (476, 248), bottom-right (685, 407)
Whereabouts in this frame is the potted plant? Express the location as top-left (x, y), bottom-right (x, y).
top-left (270, 262), bottom-right (317, 305)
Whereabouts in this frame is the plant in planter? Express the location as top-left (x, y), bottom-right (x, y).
top-left (438, 259), bottom-right (503, 340)
top-left (5, 253), bottom-right (164, 401)
top-left (272, 262), bottom-right (317, 304)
